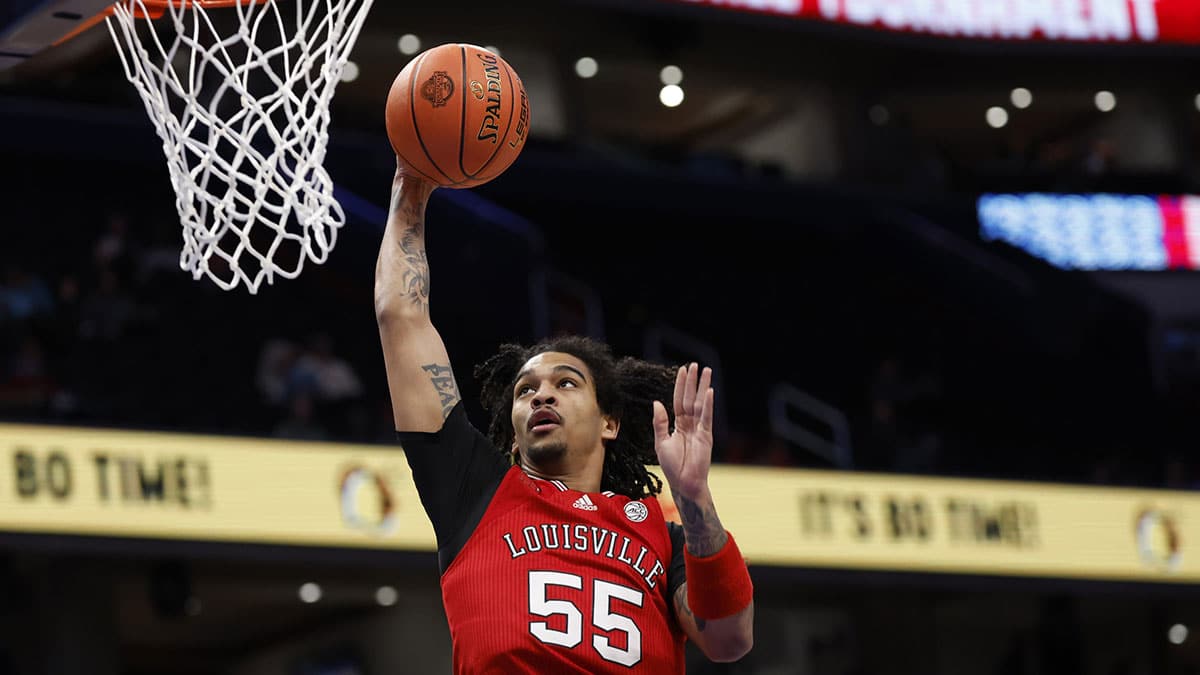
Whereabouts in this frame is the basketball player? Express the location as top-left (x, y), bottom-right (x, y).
top-left (376, 167), bottom-right (754, 672)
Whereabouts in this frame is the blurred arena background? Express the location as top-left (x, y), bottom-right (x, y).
top-left (2, 0), bottom-right (1200, 673)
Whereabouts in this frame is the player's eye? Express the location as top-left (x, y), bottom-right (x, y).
top-left (558, 379), bottom-right (577, 388)
top-left (515, 384), bottom-right (534, 396)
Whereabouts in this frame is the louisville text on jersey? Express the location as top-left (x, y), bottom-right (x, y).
top-left (502, 523), bottom-right (666, 589)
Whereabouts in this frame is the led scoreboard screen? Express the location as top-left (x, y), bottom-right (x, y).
top-left (667, 0), bottom-right (1200, 45)
top-left (977, 193), bottom-right (1200, 271)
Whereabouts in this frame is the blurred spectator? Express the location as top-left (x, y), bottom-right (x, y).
top-left (1090, 455), bottom-right (1121, 486)
top-left (290, 333), bottom-right (364, 403)
top-left (867, 353), bottom-right (944, 474)
top-left (294, 333), bottom-right (366, 439)
top-left (0, 265), bottom-right (54, 322)
top-left (136, 244), bottom-right (183, 287)
top-left (1082, 138), bottom-right (1116, 178)
top-left (78, 269), bottom-right (138, 341)
top-left (257, 334), bottom-right (367, 439)
top-left (866, 354), bottom-right (904, 468)
top-left (1164, 455), bottom-right (1199, 491)
top-left (50, 275), bottom-right (82, 347)
top-left (858, 109), bottom-right (948, 193)
top-left (57, 275), bottom-right (80, 314)
top-left (256, 338), bottom-right (303, 408)
top-left (0, 334), bottom-right (54, 414)
top-left (93, 211), bottom-right (132, 272)
top-left (272, 394), bottom-right (329, 441)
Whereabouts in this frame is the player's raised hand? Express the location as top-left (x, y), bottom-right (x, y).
top-left (652, 363), bottom-right (715, 500)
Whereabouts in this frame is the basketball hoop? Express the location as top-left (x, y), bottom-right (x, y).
top-left (101, 0), bottom-right (373, 292)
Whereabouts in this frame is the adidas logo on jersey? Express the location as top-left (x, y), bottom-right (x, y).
top-left (572, 495), bottom-right (598, 511)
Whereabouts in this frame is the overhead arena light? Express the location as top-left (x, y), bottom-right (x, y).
top-left (299, 582), bottom-right (322, 604)
top-left (659, 84), bottom-right (684, 107)
top-left (986, 106), bottom-right (1009, 128)
top-left (574, 56), bottom-right (598, 79)
top-left (397, 34), bottom-right (420, 55)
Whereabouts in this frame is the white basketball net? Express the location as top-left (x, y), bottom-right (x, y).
top-left (105, 0), bottom-right (373, 292)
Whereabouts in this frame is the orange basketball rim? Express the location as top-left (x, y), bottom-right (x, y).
top-left (57, 0), bottom-right (271, 47)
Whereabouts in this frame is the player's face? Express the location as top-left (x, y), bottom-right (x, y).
top-left (510, 352), bottom-right (619, 466)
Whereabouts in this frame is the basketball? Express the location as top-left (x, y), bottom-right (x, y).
top-left (386, 43), bottom-right (531, 188)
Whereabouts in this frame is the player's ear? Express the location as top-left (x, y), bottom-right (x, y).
top-left (510, 439), bottom-right (520, 461)
top-left (601, 414), bottom-right (619, 441)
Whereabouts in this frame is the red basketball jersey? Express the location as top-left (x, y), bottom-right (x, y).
top-left (441, 466), bottom-right (686, 674)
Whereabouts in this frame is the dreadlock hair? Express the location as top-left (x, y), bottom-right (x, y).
top-left (474, 335), bottom-right (676, 500)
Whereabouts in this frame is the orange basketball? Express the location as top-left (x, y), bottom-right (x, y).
top-left (386, 43), bottom-right (531, 188)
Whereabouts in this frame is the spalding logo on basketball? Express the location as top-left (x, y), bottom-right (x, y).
top-left (386, 43), bottom-right (530, 189)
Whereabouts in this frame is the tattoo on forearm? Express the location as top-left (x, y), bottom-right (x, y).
top-left (398, 223), bottom-right (430, 311)
top-left (676, 494), bottom-right (728, 557)
top-left (674, 586), bottom-right (707, 631)
top-left (421, 363), bottom-right (460, 418)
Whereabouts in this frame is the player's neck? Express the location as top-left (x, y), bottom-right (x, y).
top-left (519, 455), bottom-right (603, 493)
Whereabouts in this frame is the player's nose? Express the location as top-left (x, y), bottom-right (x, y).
top-left (531, 385), bottom-right (556, 407)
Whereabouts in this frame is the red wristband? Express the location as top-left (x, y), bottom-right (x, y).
top-left (684, 531), bottom-right (754, 620)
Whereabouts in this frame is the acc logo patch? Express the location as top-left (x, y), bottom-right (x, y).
top-left (421, 71), bottom-right (455, 107)
top-left (624, 501), bottom-right (649, 523)
top-left (339, 465), bottom-right (398, 536)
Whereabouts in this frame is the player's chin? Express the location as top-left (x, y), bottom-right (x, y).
top-left (523, 440), bottom-right (568, 464)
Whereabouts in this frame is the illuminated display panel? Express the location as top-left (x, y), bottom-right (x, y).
top-left (978, 193), bottom-right (1200, 271)
top-left (667, 0), bottom-right (1200, 45)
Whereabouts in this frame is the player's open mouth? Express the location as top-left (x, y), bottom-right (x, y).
top-left (528, 409), bottom-right (561, 432)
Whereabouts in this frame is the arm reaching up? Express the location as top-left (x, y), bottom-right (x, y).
top-left (375, 164), bottom-right (460, 432)
top-left (654, 363), bottom-right (755, 662)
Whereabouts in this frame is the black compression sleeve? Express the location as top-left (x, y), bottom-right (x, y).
top-left (666, 521), bottom-right (687, 601)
